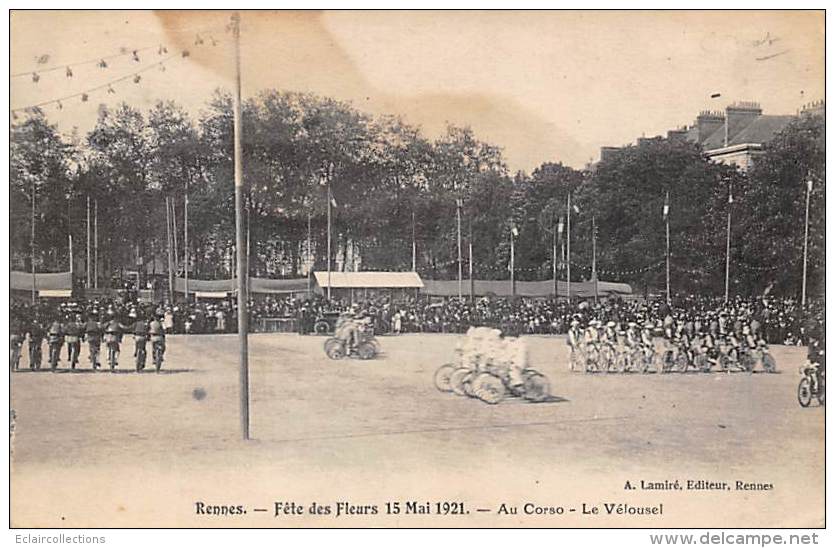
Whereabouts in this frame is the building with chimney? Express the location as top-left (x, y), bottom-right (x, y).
top-left (595, 100), bottom-right (823, 172)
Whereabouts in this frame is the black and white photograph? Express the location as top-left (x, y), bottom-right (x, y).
top-left (7, 9), bottom-right (826, 529)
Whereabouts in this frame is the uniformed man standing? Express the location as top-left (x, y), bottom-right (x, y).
top-left (84, 313), bottom-right (103, 370)
top-left (46, 319), bottom-right (64, 370)
top-left (27, 317), bottom-right (45, 370)
top-left (64, 314), bottom-right (84, 369)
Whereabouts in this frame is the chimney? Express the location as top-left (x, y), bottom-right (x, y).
top-left (695, 111), bottom-right (725, 144)
top-left (599, 146), bottom-right (621, 163)
top-left (724, 101), bottom-right (762, 146)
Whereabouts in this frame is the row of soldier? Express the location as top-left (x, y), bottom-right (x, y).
top-left (10, 311), bottom-right (167, 372)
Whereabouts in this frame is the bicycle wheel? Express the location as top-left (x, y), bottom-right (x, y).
top-left (434, 363), bottom-right (458, 392)
top-left (472, 372), bottom-right (505, 405)
top-left (449, 368), bottom-right (472, 396)
top-left (798, 377), bottom-right (812, 407)
top-left (324, 339), bottom-right (346, 360)
top-left (762, 353), bottom-right (777, 373)
top-left (817, 377), bottom-right (825, 406)
top-left (522, 371), bottom-right (551, 403)
top-left (357, 342), bottom-right (376, 360)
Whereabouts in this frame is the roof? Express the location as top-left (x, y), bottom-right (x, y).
top-left (701, 114), bottom-right (796, 152)
top-left (728, 115), bottom-right (795, 146)
top-left (420, 279), bottom-right (632, 298)
top-left (313, 271), bottom-right (424, 289)
top-left (11, 271), bottom-right (72, 291)
top-left (174, 277), bottom-right (309, 294)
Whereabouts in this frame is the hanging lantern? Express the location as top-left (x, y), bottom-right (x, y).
top-left (132, 50), bottom-right (140, 62)
top-left (194, 33), bottom-right (204, 45)
top-left (31, 72), bottom-right (40, 83)
top-left (158, 44), bottom-right (168, 55)
top-left (181, 50), bottom-right (190, 58)
top-left (133, 74), bottom-right (141, 84)
top-left (81, 93), bottom-right (89, 102)
top-left (65, 66), bottom-right (73, 78)
top-left (159, 63), bottom-right (166, 72)
top-left (210, 36), bottom-right (218, 46)
top-left (107, 85), bottom-right (115, 94)
top-left (98, 59), bottom-right (108, 69)
top-left (56, 101), bottom-right (63, 110)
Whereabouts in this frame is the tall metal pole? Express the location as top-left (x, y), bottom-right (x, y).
top-left (184, 188), bottom-right (189, 302)
top-left (566, 193), bottom-right (571, 303)
top-left (802, 179), bottom-right (812, 307)
top-left (31, 180), bottom-right (36, 303)
top-left (665, 191), bottom-right (671, 306)
top-left (724, 183), bottom-right (732, 303)
top-left (86, 195), bottom-right (91, 289)
top-left (411, 210), bottom-right (416, 272)
top-left (94, 199), bottom-right (98, 289)
top-left (457, 198), bottom-right (462, 299)
top-left (231, 12), bottom-right (250, 441)
top-left (307, 209), bottom-right (312, 296)
top-left (327, 177), bottom-right (332, 301)
top-left (166, 196), bottom-right (175, 304)
top-left (552, 217), bottom-right (558, 299)
top-left (509, 225), bottom-right (515, 297)
top-left (592, 215), bottom-right (598, 303)
top-left (468, 217), bottom-right (474, 300)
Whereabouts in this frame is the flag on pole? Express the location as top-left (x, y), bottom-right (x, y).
top-left (329, 189), bottom-right (337, 208)
top-left (572, 204), bottom-right (580, 214)
top-left (557, 216), bottom-right (564, 237)
top-left (511, 225), bottom-right (519, 237)
top-left (663, 192), bottom-right (670, 220)
top-left (728, 188), bottom-right (734, 204)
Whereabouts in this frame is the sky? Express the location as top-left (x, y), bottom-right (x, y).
top-left (10, 10), bottom-right (825, 172)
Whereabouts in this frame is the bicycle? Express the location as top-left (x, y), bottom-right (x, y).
top-left (105, 334), bottom-right (120, 371)
top-left (134, 336), bottom-right (147, 372)
top-left (152, 338), bottom-right (165, 372)
top-left (798, 363), bottom-right (825, 407)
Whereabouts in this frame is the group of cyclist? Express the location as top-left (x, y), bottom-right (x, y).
top-left (10, 310), bottom-right (167, 373)
top-left (567, 314), bottom-right (776, 374)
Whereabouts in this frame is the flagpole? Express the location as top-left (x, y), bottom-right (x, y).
top-left (592, 215), bottom-right (598, 303)
top-left (510, 224), bottom-right (515, 297)
top-left (552, 216), bottom-right (557, 299)
top-left (665, 191), bottom-right (671, 306)
top-left (469, 217), bottom-right (474, 301)
top-left (566, 193), bottom-right (571, 303)
top-left (327, 175), bottom-right (332, 301)
top-left (184, 187), bottom-right (189, 302)
top-left (94, 199), bottom-right (98, 289)
top-left (231, 12), bottom-right (250, 441)
top-left (802, 178), bottom-right (812, 307)
top-left (307, 209), bottom-right (312, 296)
top-left (724, 182), bottom-right (733, 303)
top-left (457, 198), bottom-right (462, 300)
top-left (31, 179), bottom-right (36, 303)
top-left (411, 210), bottom-right (416, 272)
top-left (86, 195), bottom-right (91, 289)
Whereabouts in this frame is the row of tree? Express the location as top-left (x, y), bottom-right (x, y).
top-left (9, 89), bottom-right (825, 298)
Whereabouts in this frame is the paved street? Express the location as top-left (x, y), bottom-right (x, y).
top-left (10, 334), bottom-right (824, 528)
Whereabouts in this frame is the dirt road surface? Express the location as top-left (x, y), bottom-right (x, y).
top-left (10, 334), bottom-right (824, 528)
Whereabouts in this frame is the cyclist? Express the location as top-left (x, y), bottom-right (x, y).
top-left (27, 318), bottom-right (45, 371)
top-left (10, 314), bottom-right (25, 371)
top-left (104, 317), bottom-right (127, 370)
top-left (64, 314), bottom-right (84, 369)
top-left (623, 322), bottom-right (641, 371)
top-left (132, 315), bottom-right (149, 371)
top-left (583, 320), bottom-right (601, 372)
top-left (640, 322), bottom-right (656, 372)
top-left (567, 319), bottom-right (583, 372)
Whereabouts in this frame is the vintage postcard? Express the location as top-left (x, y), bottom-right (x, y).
top-left (8, 9), bottom-right (825, 529)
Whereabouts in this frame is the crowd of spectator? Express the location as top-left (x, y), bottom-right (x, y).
top-left (10, 292), bottom-right (824, 347)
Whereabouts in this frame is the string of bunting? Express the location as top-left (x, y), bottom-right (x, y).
top-left (11, 25), bottom-right (227, 116)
